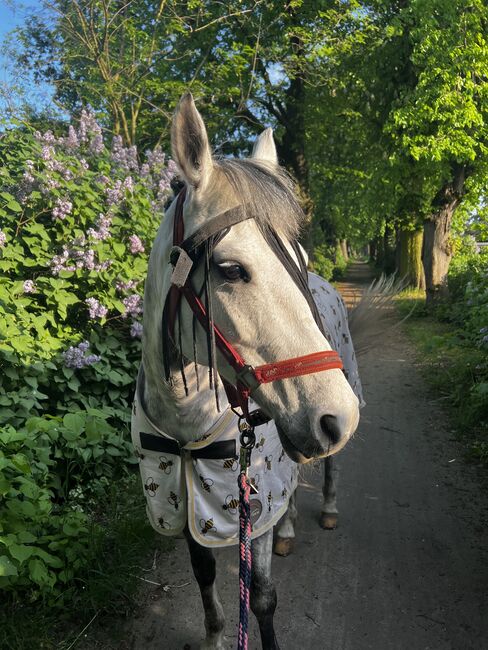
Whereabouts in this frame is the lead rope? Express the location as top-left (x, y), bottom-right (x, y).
top-left (237, 420), bottom-right (256, 650)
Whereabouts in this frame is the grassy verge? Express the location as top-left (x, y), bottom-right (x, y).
top-left (396, 290), bottom-right (488, 468)
top-left (0, 472), bottom-right (174, 650)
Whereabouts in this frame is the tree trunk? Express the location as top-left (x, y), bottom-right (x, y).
top-left (399, 229), bottom-right (425, 289)
top-left (339, 239), bottom-right (349, 261)
top-left (375, 234), bottom-right (385, 269)
top-left (277, 10), bottom-right (312, 223)
top-left (369, 239), bottom-right (376, 263)
top-left (422, 165), bottom-right (467, 306)
top-left (422, 208), bottom-right (455, 304)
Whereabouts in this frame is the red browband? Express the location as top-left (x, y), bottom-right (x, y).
top-left (166, 188), bottom-right (344, 423)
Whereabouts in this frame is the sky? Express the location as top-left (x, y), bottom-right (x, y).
top-left (0, 0), bottom-right (55, 117)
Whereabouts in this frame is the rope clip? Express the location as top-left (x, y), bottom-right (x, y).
top-left (238, 419), bottom-right (255, 475)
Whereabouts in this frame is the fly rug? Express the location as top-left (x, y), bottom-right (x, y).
top-left (132, 93), bottom-right (361, 650)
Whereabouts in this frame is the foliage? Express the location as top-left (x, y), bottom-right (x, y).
top-left (307, 0), bottom-right (487, 277)
top-left (445, 247), bottom-right (488, 347)
top-left (0, 473), bottom-right (173, 650)
top-left (396, 246), bottom-right (488, 465)
top-left (0, 113), bottom-right (175, 600)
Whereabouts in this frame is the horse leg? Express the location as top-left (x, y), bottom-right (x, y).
top-left (185, 529), bottom-right (225, 650)
top-left (273, 489), bottom-right (297, 556)
top-left (251, 528), bottom-right (280, 650)
top-left (320, 455), bottom-right (339, 529)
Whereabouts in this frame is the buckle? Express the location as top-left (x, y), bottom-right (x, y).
top-left (235, 365), bottom-right (260, 392)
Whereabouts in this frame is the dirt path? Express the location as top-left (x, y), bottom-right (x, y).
top-left (123, 263), bottom-right (488, 650)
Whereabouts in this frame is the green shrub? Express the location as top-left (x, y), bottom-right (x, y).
top-left (310, 242), bottom-right (349, 281)
top-left (0, 114), bottom-right (175, 600)
top-left (446, 244), bottom-right (488, 347)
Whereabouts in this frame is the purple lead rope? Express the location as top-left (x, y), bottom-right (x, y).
top-left (238, 472), bottom-right (252, 650)
top-left (237, 420), bottom-right (255, 650)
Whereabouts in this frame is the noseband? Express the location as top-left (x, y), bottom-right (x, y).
top-left (162, 187), bottom-right (343, 426)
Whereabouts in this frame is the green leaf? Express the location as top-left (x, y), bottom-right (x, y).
top-left (11, 454), bottom-right (31, 474)
top-left (32, 547), bottom-right (63, 568)
top-left (28, 558), bottom-right (49, 585)
top-left (17, 531), bottom-right (37, 544)
top-left (63, 412), bottom-right (85, 436)
top-left (0, 555), bottom-right (18, 577)
top-left (7, 200), bottom-right (22, 213)
top-left (9, 543), bottom-right (34, 564)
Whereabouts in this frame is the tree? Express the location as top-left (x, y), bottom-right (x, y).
top-left (385, 0), bottom-right (488, 304)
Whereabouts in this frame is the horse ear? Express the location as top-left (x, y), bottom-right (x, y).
top-left (251, 128), bottom-right (278, 165)
top-left (171, 92), bottom-right (213, 190)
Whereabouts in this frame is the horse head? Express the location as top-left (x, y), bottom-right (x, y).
top-left (143, 93), bottom-right (359, 462)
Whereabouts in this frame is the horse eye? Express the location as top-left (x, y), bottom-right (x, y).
top-left (217, 263), bottom-right (250, 282)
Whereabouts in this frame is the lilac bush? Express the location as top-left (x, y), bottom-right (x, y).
top-left (0, 113), bottom-right (177, 598)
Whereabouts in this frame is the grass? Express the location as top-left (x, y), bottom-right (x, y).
top-left (0, 472), bottom-right (174, 650)
top-left (396, 290), bottom-right (488, 468)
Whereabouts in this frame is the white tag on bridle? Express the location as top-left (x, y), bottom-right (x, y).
top-left (171, 247), bottom-right (193, 287)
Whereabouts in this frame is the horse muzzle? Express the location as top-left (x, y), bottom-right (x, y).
top-left (277, 405), bottom-right (359, 464)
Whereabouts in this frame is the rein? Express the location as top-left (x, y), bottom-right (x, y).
top-left (162, 187), bottom-right (343, 650)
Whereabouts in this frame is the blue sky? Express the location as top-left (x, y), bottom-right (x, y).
top-left (0, 0), bottom-right (55, 116)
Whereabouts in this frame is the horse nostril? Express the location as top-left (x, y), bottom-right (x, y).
top-left (320, 415), bottom-right (341, 446)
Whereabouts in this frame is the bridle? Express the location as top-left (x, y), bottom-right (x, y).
top-left (161, 186), bottom-right (344, 650)
top-left (162, 187), bottom-right (344, 426)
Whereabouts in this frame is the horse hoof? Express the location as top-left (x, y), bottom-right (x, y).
top-left (273, 537), bottom-right (294, 556)
top-left (319, 513), bottom-right (338, 530)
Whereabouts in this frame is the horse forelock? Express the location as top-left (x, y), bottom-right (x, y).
top-left (213, 158), bottom-right (304, 242)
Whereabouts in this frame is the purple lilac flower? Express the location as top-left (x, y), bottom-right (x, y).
top-left (140, 163), bottom-right (150, 177)
top-left (106, 180), bottom-right (122, 205)
top-left (127, 146), bottom-right (139, 171)
top-left (123, 176), bottom-right (134, 193)
top-left (42, 178), bottom-right (61, 193)
top-left (79, 158), bottom-right (89, 171)
top-left (95, 259), bottom-right (113, 271)
top-left (86, 297), bottom-right (108, 319)
top-left (23, 160), bottom-right (35, 184)
top-left (97, 175), bottom-right (110, 186)
top-left (111, 136), bottom-right (139, 172)
top-left (35, 130), bottom-right (56, 144)
top-left (130, 321), bottom-right (143, 338)
top-left (111, 136), bottom-right (126, 167)
top-left (90, 133), bottom-right (104, 154)
top-left (51, 246), bottom-right (71, 274)
top-left (78, 109), bottom-right (102, 143)
top-left (23, 280), bottom-right (36, 293)
top-left (63, 340), bottom-right (101, 368)
top-left (482, 335), bottom-right (488, 345)
top-left (0, 230), bottom-right (7, 247)
top-left (166, 159), bottom-right (178, 176)
top-left (84, 249), bottom-right (96, 270)
top-left (116, 279), bottom-right (139, 292)
top-left (146, 146), bottom-right (165, 170)
top-left (87, 213), bottom-right (112, 241)
top-left (129, 234), bottom-right (145, 254)
top-left (65, 125), bottom-right (79, 149)
top-left (157, 177), bottom-right (172, 203)
top-left (41, 145), bottom-right (55, 163)
top-left (122, 294), bottom-right (142, 319)
top-left (52, 197), bottom-right (73, 220)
